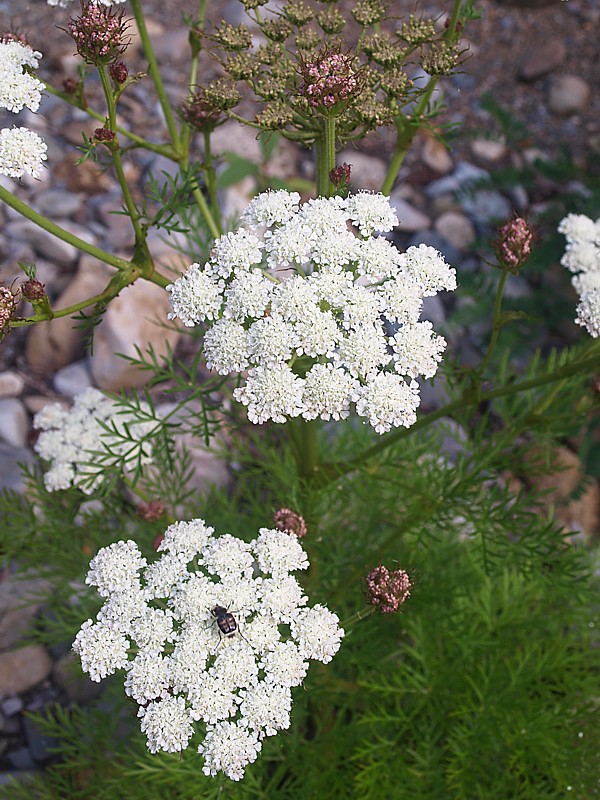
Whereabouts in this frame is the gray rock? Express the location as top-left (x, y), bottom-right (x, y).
top-left (460, 189), bottom-right (512, 226)
top-left (52, 361), bottom-right (93, 398)
top-left (5, 220), bottom-right (78, 266)
top-left (1, 697), bottom-right (23, 717)
top-left (0, 646), bottom-right (52, 694)
top-left (34, 189), bottom-right (83, 219)
top-left (0, 445), bottom-right (34, 494)
top-left (425, 161), bottom-right (489, 197)
top-left (0, 771), bottom-right (41, 787)
top-left (518, 38), bottom-right (567, 81)
top-left (7, 748), bottom-right (36, 772)
top-left (389, 194), bottom-right (432, 232)
top-left (0, 371), bottom-right (24, 399)
top-left (470, 138), bottom-right (507, 163)
top-left (23, 716), bottom-right (57, 763)
top-left (0, 398), bottom-right (29, 448)
top-left (0, 575), bottom-right (51, 651)
top-left (434, 211), bottom-right (476, 251)
top-left (548, 75), bottom-right (591, 116)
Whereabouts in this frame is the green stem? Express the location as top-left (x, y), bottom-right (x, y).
top-left (477, 270), bottom-right (509, 376)
top-left (202, 131), bottom-right (222, 234)
top-left (97, 65), bottom-right (144, 243)
top-left (316, 115), bottom-right (337, 197)
top-left (42, 81), bottom-right (176, 158)
top-left (380, 0), bottom-right (463, 195)
top-left (180, 0), bottom-right (206, 158)
top-left (287, 417), bottom-right (321, 483)
top-left (128, 0), bottom-right (182, 149)
top-left (314, 343), bottom-right (600, 488)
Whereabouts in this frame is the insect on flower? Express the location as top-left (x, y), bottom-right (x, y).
top-left (211, 605), bottom-right (238, 638)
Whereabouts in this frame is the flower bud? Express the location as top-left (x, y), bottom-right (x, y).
top-left (109, 60), bottom-right (128, 84)
top-left (273, 508), bottom-right (308, 538)
top-left (94, 127), bottom-right (115, 142)
top-left (138, 500), bottom-right (167, 524)
top-left (495, 216), bottom-right (533, 272)
top-left (21, 278), bottom-right (46, 301)
top-left (329, 162), bottom-right (352, 188)
top-left (67, 1), bottom-right (131, 66)
top-left (365, 564), bottom-right (412, 613)
top-left (62, 77), bottom-right (78, 94)
top-left (298, 46), bottom-right (362, 112)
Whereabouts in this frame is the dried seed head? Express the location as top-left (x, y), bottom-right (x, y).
top-left (109, 60), bottom-right (128, 84)
top-left (362, 33), bottom-right (405, 68)
top-left (261, 17), bottom-right (293, 43)
top-left (180, 87), bottom-right (224, 132)
top-left (256, 101), bottom-right (294, 130)
top-left (213, 21), bottom-right (253, 52)
top-left (203, 79), bottom-right (242, 111)
top-left (283, 0), bottom-right (315, 27)
top-left (398, 14), bottom-right (436, 46)
top-left (62, 77), bottom-right (78, 94)
top-left (495, 216), bottom-right (533, 272)
top-left (67, 1), bottom-right (131, 66)
top-left (420, 42), bottom-right (461, 76)
top-left (94, 127), bottom-right (115, 141)
top-left (352, 0), bottom-right (386, 27)
top-left (21, 278), bottom-right (46, 301)
top-left (365, 564), bottom-right (412, 613)
top-left (138, 500), bottom-right (167, 523)
top-left (316, 8), bottom-right (345, 35)
top-left (273, 508), bottom-right (308, 538)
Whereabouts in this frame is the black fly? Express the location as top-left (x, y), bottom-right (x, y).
top-left (211, 605), bottom-right (238, 638)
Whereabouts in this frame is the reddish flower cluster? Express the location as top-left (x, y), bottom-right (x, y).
top-left (273, 507), bottom-right (308, 538)
top-left (330, 162), bottom-right (352, 188)
top-left (495, 216), bottom-right (533, 272)
top-left (138, 500), bottom-right (167, 524)
top-left (365, 564), bottom-right (412, 614)
top-left (180, 89), bottom-right (224, 133)
top-left (67, 1), bottom-right (130, 66)
top-left (299, 49), bottom-right (360, 110)
top-left (20, 279), bottom-right (46, 301)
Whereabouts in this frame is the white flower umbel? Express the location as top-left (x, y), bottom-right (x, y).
top-left (0, 40), bottom-right (44, 113)
top-left (558, 212), bottom-right (600, 337)
top-left (74, 519), bottom-right (344, 781)
top-left (33, 387), bottom-right (155, 494)
top-left (0, 126), bottom-right (47, 179)
top-left (167, 191), bottom-right (457, 434)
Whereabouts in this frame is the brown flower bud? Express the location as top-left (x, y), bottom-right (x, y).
top-left (21, 279), bottom-right (46, 301)
top-left (139, 500), bottom-right (167, 523)
top-left (273, 508), bottom-right (308, 538)
top-left (62, 77), bottom-right (78, 95)
top-left (67, 1), bottom-right (131, 66)
top-left (94, 127), bottom-right (115, 142)
top-left (329, 162), bottom-right (352, 188)
top-left (109, 60), bottom-right (128, 84)
top-left (365, 564), bottom-right (412, 613)
top-left (495, 216), bottom-right (533, 272)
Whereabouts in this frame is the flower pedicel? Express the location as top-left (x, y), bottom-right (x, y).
top-left (73, 520), bottom-right (344, 781)
top-left (167, 190), bottom-right (457, 434)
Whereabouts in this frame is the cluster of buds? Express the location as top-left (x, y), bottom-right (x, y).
top-left (179, 83), bottom-right (239, 133)
top-left (365, 564), bottom-right (412, 614)
top-left (298, 47), bottom-right (361, 111)
top-left (329, 161), bottom-right (352, 189)
top-left (139, 500), bottom-right (167, 524)
top-left (495, 216), bottom-right (533, 273)
top-left (273, 508), bottom-right (308, 539)
top-left (67, 1), bottom-right (130, 66)
top-left (0, 286), bottom-right (17, 338)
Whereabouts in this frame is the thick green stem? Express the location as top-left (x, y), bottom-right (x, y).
top-left (477, 270), bottom-right (509, 376)
top-left (287, 417), bottom-right (321, 483)
top-left (129, 0), bottom-right (181, 149)
top-left (316, 115), bottom-right (337, 197)
top-left (180, 0), bottom-right (206, 158)
top-left (202, 131), bottom-right (222, 234)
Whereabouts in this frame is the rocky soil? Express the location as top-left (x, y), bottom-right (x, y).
top-left (0, 0), bottom-right (598, 787)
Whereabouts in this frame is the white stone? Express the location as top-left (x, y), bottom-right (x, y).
top-left (0, 398), bottom-right (29, 448)
top-left (53, 361), bottom-right (93, 398)
top-left (548, 75), bottom-right (591, 116)
top-left (434, 211), bottom-right (476, 250)
top-left (470, 138), bottom-right (507, 162)
top-left (0, 371), bottom-right (24, 399)
top-left (89, 279), bottom-right (181, 391)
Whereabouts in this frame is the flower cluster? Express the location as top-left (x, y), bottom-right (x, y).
top-left (47, 0), bottom-right (126, 6)
top-left (365, 564), bottom-right (412, 613)
top-left (0, 38), bottom-right (47, 179)
top-left (495, 216), bottom-right (533, 272)
top-left (73, 520), bottom-right (344, 781)
top-left (33, 388), bottom-right (155, 494)
top-left (167, 190), bottom-right (456, 434)
top-left (558, 213), bottom-right (600, 337)
top-left (298, 47), bottom-right (361, 110)
top-left (67, 1), bottom-right (130, 65)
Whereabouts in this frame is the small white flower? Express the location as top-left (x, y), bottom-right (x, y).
top-left (561, 240), bottom-right (600, 274)
top-left (223, 270), bottom-right (273, 321)
top-left (354, 236), bottom-right (402, 279)
top-left (377, 274), bottom-right (423, 325)
top-left (558, 213), bottom-right (600, 245)
top-left (204, 318), bottom-right (251, 374)
top-left (169, 572), bottom-right (219, 623)
top-left (188, 671), bottom-right (239, 724)
top-left (572, 271), bottom-right (600, 295)
top-left (72, 620), bottom-right (130, 682)
top-left (399, 244), bottom-right (457, 296)
top-left (242, 189), bottom-right (301, 228)
top-left (391, 321), bottom-right (446, 379)
top-left (290, 605), bottom-right (344, 664)
top-left (210, 229), bottom-right (263, 277)
top-left (247, 315), bottom-right (296, 365)
top-left (253, 528), bottom-right (309, 577)
top-left (259, 575), bottom-right (307, 623)
top-left (0, 41), bottom-right (44, 113)
top-left (199, 721), bottom-right (262, 781)
top-left (238, 682), bottom-right (292, 737)
top-left (271, 276), bottom-right (320, 322)
top-left (138, 696), bottom-right (195, 754)
top-left (158, 519), bottom-right (214, 561)
top-left (346, 191), bottom-right (399, 236)
top-left (86, 540), bottom-right (147, 597)
top-left (301, 363), bottom-right (357, 421)
top-left (129, 608), bottom-right (176, 654)
top-left (259, 641), bottom-right (308, 688)
top-left (143, 554), bottom-right (189, 601)
top-left (264, 219), bottom-right (312, 267)
top-left (125, 652), bottom-right (171, 704)
top-left (293, 309), bottom-right (339, 358)
top-left (355, 373), bottom-right (421, 434)
top-left (203, 534), bottom-right (255, 579)
top-left (0, 126), bottom-right (47, 179)
top-left (575, 289), bottom-right (600, 337)
top-left (166, 263), bottom-right (222, 326)
top-left (233, 365), bottom-right (306, 424)
top-left (335, 325), bottom-right (391, 380)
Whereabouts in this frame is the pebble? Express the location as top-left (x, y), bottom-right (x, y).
top-left (4, 220), bottom-right (78, 266)
top-left (460, 189), bottom-right (512, 226)
top-left (0, 372), bottom-right (24, 399)
top-left (518, 37), bottom-right (567, 82)
top-left (0, 647), bottom-right (53, 695)
top-left (470, 138), bottom-right (507, 163)
top-left (0, 399), bottom-right (29, 449)
top-left (421, 135), bottom-right (454, 174)
top-left (52, 361), bottom-right (93, 398)
top-left (34, 189), bottom-right (83, 219)
top-left (88, 279), bottom-right (180, 391)
top-left (389, 194), bottom-right (432, 232)
top-left (1, 698), bottom-right (23, 717)
top-left (0, 576), bottom-right (50, 651)
top-left (434, 211), bottom-right (476, 251)
top-left (548, 74), bottom-right (591, 116)
top-left (338, 150), bottom-right (387, 192)
top-left (0, 445), bottom-right (34, 494)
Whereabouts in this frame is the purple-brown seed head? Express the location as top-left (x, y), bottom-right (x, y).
top-left (365, 564), bottom-right (412, 613)
top-left (495, 216), bottom-right (533, 272)
top-left (273, 507), bottom-right (308, 538)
